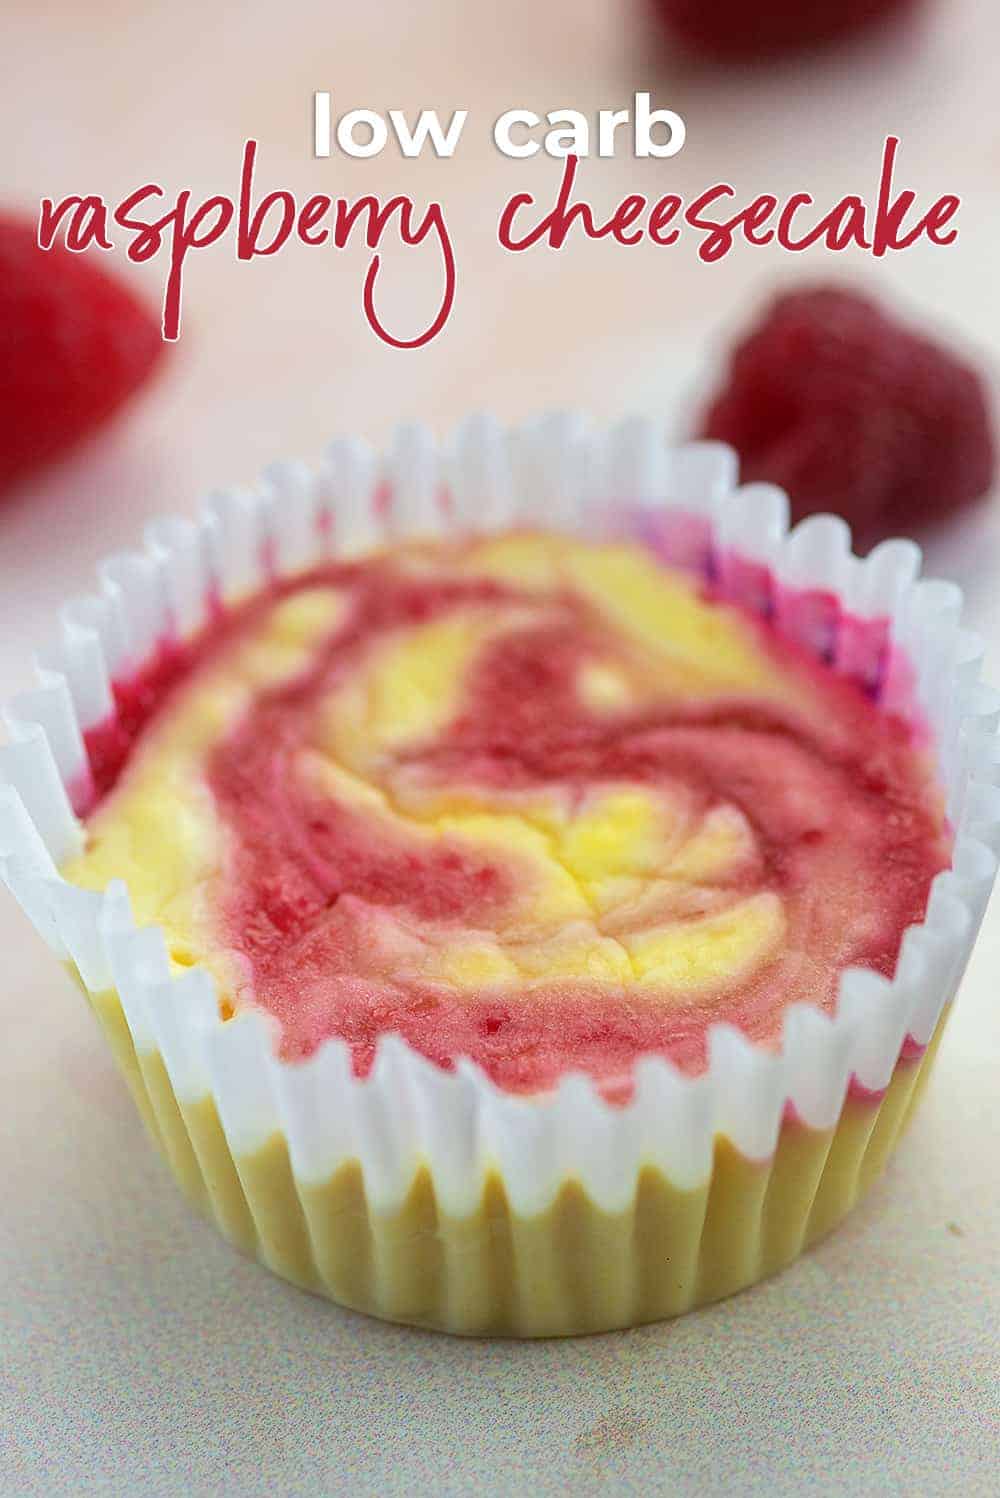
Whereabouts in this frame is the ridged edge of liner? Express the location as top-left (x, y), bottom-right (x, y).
top-left (2, 413), bottom-right (998, 1217)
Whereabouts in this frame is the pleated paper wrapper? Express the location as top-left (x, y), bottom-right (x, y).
top-left (2, 414), bottom-right (998, 1336)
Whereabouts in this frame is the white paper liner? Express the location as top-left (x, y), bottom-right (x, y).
top-left (2, 414), bottom-right (998, 1218)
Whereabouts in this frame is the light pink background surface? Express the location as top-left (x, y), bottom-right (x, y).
top-left (1, 1), bottom-right (998, 1493)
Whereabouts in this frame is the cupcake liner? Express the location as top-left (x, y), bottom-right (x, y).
top-left (2, 413), bottom-right (998, 1335)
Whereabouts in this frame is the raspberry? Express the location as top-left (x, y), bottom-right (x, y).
top-left (0, 214), bottom-right (163, 491)
top-left (649, 0), bottom-right (917, 59)
top-left (698, 286), bottom-right (995, 548)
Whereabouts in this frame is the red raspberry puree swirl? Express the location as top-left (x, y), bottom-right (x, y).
top-left (81, 541), bottom-right (949, 1097)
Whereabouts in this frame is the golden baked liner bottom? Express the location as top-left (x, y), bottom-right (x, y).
top-left (85, 980), bottom-right (945, 1337)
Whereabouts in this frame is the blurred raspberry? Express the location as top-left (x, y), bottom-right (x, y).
top-left (699, 285), bottom-right (995, 547)
top-left (651, 0), bottom-right (917, 59)
top-left (0, 213), bottom-right (163, 491)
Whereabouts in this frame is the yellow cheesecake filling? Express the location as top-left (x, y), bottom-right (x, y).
top-left (65, 532), bottom-right (949, 1097)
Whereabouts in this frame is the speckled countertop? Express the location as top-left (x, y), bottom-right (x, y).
top-left (1, 1), bottom-right (998, 1492)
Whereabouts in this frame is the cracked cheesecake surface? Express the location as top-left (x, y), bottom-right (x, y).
top-left (64, 532), bottom-right (950, 1097)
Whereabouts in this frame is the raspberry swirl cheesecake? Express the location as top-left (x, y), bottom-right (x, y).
top-left (1, 426), bottom-right (996, 1336)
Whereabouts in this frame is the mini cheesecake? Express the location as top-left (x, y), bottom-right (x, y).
top-left (64, 530), bottom-right (950, 1101)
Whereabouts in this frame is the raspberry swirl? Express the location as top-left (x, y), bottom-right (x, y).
top-left (71, 534), bottom-right (950, 1097)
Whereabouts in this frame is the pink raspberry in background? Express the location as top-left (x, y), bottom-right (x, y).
top-left (698, 285), bottom-right (995, 549)
top-left (0, 214), bottom-right (164, 493)
top-left (650, 0), bottom-right (918, 60)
